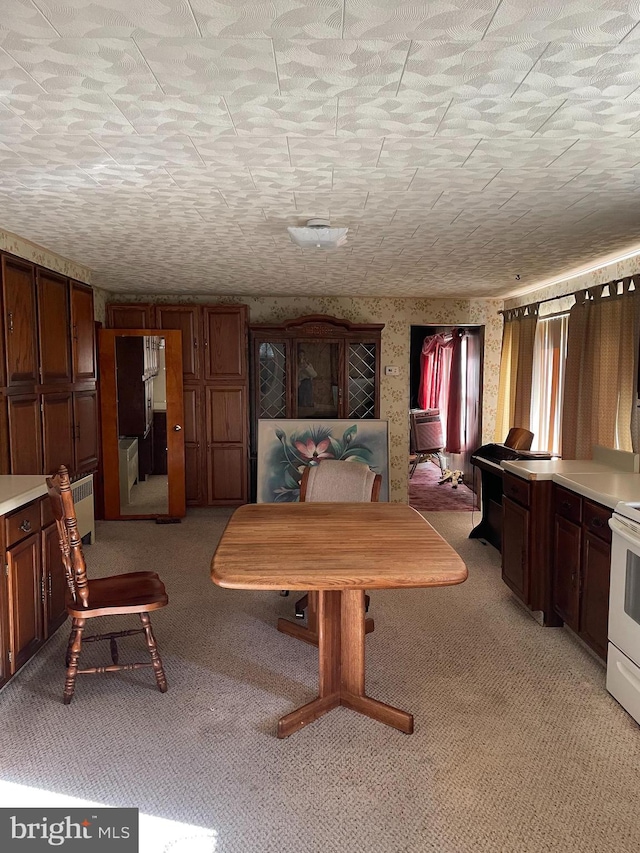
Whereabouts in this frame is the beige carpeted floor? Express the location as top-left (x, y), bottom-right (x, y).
top-left (1, 509), bottom-right (639, 853)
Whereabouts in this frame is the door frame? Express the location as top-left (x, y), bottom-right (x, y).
top-left (98, 328), bottom-right (185, 520)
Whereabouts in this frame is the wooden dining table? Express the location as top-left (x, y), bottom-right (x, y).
top-left (211, 502), bottom-right (468, 738)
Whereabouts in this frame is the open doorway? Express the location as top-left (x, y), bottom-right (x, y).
top-left (409, 325), bottom-right (484, 512)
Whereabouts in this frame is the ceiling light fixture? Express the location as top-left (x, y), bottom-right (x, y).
top-left (287, 219), bottom-right (348, 250)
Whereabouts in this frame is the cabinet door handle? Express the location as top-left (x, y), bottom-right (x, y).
top-left (173, 424), bottom-right (182, 432)
top-left (72, 323), bottom-right (78, 343)
top-left (193, 337), bottom-right (198, 349)
top-left (590, 518), bottom-right (604, 528)
top-left (7, 312), bottom-right (14, 333)
top-left (561, 500), bottom-right (572, 510)
top-left (19, 520), bottom-right (32, 533)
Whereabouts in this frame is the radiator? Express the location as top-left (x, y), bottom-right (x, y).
top-left (71, 474), bottom-right (95, 545)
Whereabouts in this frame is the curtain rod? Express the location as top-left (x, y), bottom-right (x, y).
top-left (498, 273), bottom-right (638, 316)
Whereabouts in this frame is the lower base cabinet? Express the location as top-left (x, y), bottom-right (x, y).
top-left (1, 496), bottom-right (68, 686)
top-left (501, 474), bottom-right (559, 625)
top-left (552, 486), bottom-right (611, 660)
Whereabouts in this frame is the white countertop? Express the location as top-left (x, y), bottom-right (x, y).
top-left (553, 472), bottom-right (640, 509)
top-left (0, 475), bottom-right (48, 516)
top-left (501, 460), bottom-right (612, 481)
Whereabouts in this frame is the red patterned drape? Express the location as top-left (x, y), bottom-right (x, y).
top-left (446, 333), bottom-right (464, 453)
top-left (419, 331), bottom-right (467, 454)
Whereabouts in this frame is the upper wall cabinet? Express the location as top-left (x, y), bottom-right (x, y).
top-left (37, 270), bottom-right (72, 385)
top-left (155, 305), bottom-right (201, 381)
top-left (70, 281), bottom-right (96, 382)
top-left (0, 251), bottom-right (97, 479)
top-left (2, 256), bottom-right (38, 387)
top-left (106, 303), bottom-right (155, 329)
top-left (204, 306), bottom-right (247, 381)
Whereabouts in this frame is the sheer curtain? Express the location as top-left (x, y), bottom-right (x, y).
top-left (530, 314), bottom-right (569, 454)
top-left (562, 280), bottom-right (640, 458)
top-left (495, 305), bottom-right (539, 441)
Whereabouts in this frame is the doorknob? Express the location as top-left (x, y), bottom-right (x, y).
top-left (173, 424), bottom-right (182, 431)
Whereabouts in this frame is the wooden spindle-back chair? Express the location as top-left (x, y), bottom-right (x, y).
top-left (46, 465), bottom-right (169, 704)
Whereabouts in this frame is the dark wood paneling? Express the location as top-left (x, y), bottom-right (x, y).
top-left (205, 306), bottom-right (247, 380)
top-left (208, 446), bottom-right (246, 504)
top-left (7, 532), bottom-right (43, 672)
top-left (106, 303), bottom-right (154, 329)
top-left (156, 305), bottom-right (201, 381)
top-left (37, 270), bottom-right (71, 385)
top-left (73, 389), bottom-right (99, 472)
top-left (553, 515), bottom-right (581, 631)
top-left (42, 392), bottom-right (74, 475)
top-left (2, 256), bottom-right (38, 387)
top-left (70, 281), bottom-right (96, 382)
top-left (8, 394), bottom-right (42, 474)
top-left (580, 529), bottom-right (611, 659)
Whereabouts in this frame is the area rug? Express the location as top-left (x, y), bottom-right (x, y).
top-left (409, 461), bottom-right (476, 511)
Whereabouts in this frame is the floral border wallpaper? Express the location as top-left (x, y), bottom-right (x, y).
top-left (108, 293), bottom-right (504, 502)
top-left (0, 227), bottom-right (92, 284)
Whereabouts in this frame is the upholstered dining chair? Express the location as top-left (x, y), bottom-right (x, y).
top-left (293, 459), bottom-right (382, 621)
top-left (46, 465), bottom-right (169, 704)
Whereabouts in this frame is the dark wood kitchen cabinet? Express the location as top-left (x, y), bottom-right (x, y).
top-left (37, 269), bottom-right (72, 385)
top-left (71, 281), bottom-right (96, 382)
top-left (7, 394), bottom-right (42, 474)
top-left (107, 302), bottom-right (249, 506)
top-left (2, 255), bottom-right (38, 387)
top-left (552, 486), bottom-right (612, 660)
top-left (73, 390), bottom-right (99, 472)
top-left (7, 528), bottom-right (43, 672)
top-left (0, 495), bottom-right (70, 683)
top-left (106, 303), bottom-right (155, 329)
top-left (0, 250), bottom-right (98, 480)
top-left (501, 472), bottom-right (560, 626)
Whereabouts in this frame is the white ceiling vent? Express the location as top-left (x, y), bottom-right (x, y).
top-left (287, 219), bottom-right (349, 250)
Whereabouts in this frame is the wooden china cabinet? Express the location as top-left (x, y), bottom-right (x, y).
top-left (249, 315), bottom-right (384, 495)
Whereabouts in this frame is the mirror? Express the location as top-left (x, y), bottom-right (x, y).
top-left (116, 335), bottom-right (168, 515)
top-left (295, 340), bottom-right (341, 418)
top-left (99, 329), bottom-right (185, 520)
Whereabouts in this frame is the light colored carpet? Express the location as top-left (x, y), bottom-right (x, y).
top-left (1, 509), bottom-right (639, 853)
top-left (122, 474), bottom-right (169, 515)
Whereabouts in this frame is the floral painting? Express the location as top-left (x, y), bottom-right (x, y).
top-left (257, 419), bottom-right (389, 503)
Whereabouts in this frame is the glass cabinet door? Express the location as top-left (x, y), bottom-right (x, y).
top-left (257, 341), bottom-right (287, 418)
top-left (348, 342), bottom-right (377, 418)
top-left (295, 340), bottom-right (342, 418)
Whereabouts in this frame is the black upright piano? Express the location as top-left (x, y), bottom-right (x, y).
top-left (469, 443), bottom-right (552, 551)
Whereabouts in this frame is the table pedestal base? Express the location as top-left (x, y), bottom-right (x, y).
top-left (277, 589), bottom-right (413, 738)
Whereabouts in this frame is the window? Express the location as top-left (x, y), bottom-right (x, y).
top-left (530, 314), bottom-right (569, 454)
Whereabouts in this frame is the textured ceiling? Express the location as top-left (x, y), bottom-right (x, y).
top-left (2, 3), bottom-right (640, 296)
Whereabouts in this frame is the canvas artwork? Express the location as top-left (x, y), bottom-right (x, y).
top-left (257, 419), bottom-right (389, 503)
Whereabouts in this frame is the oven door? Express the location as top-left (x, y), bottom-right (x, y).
top-left (608, 514), bottom-right (640, 662)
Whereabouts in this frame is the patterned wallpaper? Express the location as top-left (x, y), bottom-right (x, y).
top-left (108, 293), bottom-right (504, 502)
top-left (0, 226), bottom-right (92, 283)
